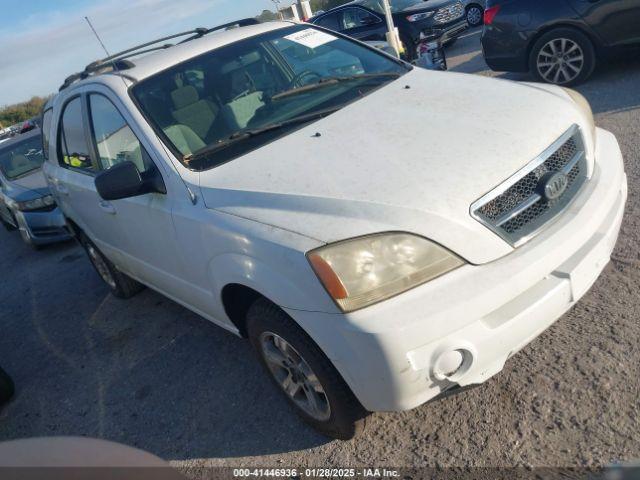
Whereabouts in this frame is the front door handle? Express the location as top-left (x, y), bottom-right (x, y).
top-left (99, 201), bottom-right (117, 215)
top-left (57, 184), bottom-right (69, 196)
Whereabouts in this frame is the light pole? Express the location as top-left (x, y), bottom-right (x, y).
top-left (270, 0), bottom-right (283, 20)
top-left (381, 0), bottom-right (402, 58)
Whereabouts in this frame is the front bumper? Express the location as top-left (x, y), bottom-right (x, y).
top-left (286, 128), bottom-right (627, 412)
top-left (15, 206), bottom-right (72, 246)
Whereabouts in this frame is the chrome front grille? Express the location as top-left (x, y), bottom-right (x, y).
top-left (434, 2), bottom-right (465, 24)
top-left (471, 125), bottom-right (588, 246)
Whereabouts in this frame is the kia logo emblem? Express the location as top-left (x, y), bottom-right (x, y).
top-left (539, 172), bottom-right (569, 201)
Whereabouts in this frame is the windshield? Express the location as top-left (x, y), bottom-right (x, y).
top-left (133, 25), bottom-right (408, 168)
top-left (0, 135), bottom-right (44, 180)
top-left (359, 0), bottom-right (429, 13)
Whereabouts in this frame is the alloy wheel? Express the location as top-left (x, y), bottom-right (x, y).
top-left (259, 332), bottom-right (331, 421)
top-left (467, 6), bottom-right (483, 27)
top-left (536, 38), bottom-right (584, 85)
top-left (87, 244), bottom-right (117, 289)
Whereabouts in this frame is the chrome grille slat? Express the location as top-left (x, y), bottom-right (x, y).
top-left (495, 193), bottom-right (542, 227)
top-left (433, 2), bottom-right (464, 24)
top-left (471, 125), bottom-right (589, 247)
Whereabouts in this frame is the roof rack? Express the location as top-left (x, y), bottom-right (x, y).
top-left (59, 17), bottom-right (262, 91)
top-left (178, 18), bottom-right (262, 44)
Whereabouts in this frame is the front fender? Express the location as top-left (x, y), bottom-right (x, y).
top-left (208, 252), bottom-right (339, 315)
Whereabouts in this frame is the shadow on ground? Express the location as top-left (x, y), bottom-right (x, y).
top-left (0, 232), bottom-right (329, 461)
top-left (446, 28), bottom-right (640, 115)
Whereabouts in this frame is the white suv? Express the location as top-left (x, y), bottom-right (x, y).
top-left (43, 20), bottom-right (627, 439)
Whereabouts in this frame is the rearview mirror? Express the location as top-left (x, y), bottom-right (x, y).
top-left (95, 161), bottom-right (166, 201)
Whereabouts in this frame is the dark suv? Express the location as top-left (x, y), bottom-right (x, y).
top-left (482, 0), bottom-right (640, 85)
top-left (309, 0), bottom-right (468, 60)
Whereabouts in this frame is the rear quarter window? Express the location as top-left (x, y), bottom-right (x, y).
top-left (314, 12), bottom-right (342, 31)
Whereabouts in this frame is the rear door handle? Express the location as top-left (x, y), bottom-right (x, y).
top-left (56, 184), bottom-right (69, 196)
top-left (99, 201), bottom-right (117, 215)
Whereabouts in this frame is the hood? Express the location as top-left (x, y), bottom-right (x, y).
top-left (399, 0), bottom-right (455, 13)
top-left (4, 168), bottom-right (50, 201)
top-left (199, 69), bottom-right (592, 264)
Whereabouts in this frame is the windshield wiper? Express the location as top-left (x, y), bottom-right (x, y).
top-left (270, 72), bottom-right (402, 102)
top-left (184, 106), bottom-right (342, 165)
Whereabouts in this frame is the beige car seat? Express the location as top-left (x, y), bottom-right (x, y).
top-left (170, 85), bottom-right (219, 141)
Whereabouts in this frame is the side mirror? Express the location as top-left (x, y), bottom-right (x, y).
top-left (95, 161), bottom-right (166, 201)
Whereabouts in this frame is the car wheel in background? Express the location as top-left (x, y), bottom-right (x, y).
top-left (466, 4), bottom-right (484, 27)
top-left (80, 234), bottom-right (144, 299)
top-left (529, 28), bottom-right (596, 86)
top-left (0, 366), bottom-right (15, 405)
top-left (246, 297), bottom-right (368, 440)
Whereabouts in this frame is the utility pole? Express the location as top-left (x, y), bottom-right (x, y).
top-left (381, 0), bottom-right (402, 58)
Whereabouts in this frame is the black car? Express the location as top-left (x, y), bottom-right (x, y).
top-left (309, 0), bottom-right (468, 60)
top-left (482, 0), bottom-right (640, 85)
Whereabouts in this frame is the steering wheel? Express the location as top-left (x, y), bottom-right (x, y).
top-left (288, 70), bottom-right (323, 88)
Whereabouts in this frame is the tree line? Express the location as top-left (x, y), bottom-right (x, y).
top-left (0, 96), bottom-right (50, 129)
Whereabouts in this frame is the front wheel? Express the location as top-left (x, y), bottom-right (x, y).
top-left (80, 235), bottom-right (144, 299)
top-left (529, 28), bottom-right (596, 86)
top-left (247, 298), bottom-right (368, 440)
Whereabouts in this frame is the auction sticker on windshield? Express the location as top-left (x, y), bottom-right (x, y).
top-left (284, 29), bottom-right (337, 49)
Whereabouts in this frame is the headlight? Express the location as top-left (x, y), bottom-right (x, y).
top-left (563, 88), bottom-right (596, 140)
top-left (308, 233), bottom-right (464, 313)
top-left (407, 12), bottom-right (434, 22)
top-left (16, 195), bottom-right (56, 212)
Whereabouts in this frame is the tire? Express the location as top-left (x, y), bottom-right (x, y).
top-left (466, 4), bottom-right (484, 27)
top-left (246, 298), bottom-right (368, 440)
top-left (0, 366), bottom-right (15, 405)
top-left (80, 234), bottom-right (144, 299)
top-left (529, 27), bottom-right (596, 86)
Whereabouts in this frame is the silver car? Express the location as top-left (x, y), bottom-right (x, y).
top-left (0, 129), bottom-right (71, 248)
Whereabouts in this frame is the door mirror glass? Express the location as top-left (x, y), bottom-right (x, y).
top-left (94, 161), bottom-right (165, 201)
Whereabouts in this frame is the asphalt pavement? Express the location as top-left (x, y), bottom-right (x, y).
top-left (0, 27), bottom-right (639, 476)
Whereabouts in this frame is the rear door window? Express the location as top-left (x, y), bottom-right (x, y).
top-left (314, 12), bottom-right (342, 31)
top-left (58, 97), bottom-right (95, 173)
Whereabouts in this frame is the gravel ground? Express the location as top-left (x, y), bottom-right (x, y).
top-left (0, 27), bottom-right (638, 476)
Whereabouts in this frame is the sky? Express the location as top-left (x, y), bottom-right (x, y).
top-left (0, 0), bottom-right (279, 106)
